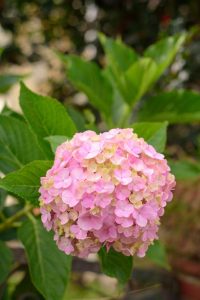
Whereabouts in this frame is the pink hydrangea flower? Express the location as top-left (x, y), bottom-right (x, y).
top-left (39, 128), bottom-right (175, 258)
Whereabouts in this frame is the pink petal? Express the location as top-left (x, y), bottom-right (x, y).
top-left (78, 213), bottom-right (103, 231)
top-left (59, 212), bottom-right (69, 225)
top-left (62, 190), bottom-right (79, 207)
top-left (136, 214), bottom-right (147, 227)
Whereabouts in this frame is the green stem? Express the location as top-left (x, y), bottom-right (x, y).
top-left (104, 113), bottom-right (115, 130)
top-left (107, 118), bottom-right (115, 129)
top-left (119, 105), bottom-right (131, 128)
top-left (0, 204), bottom-right (33, 232)
top-left (0, 211), bottom-right (6, 221)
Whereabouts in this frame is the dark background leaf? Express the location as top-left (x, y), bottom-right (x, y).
top-left (98, 247), bottom-right (133, 284)
top-left (138, 90), bottom-right (200, 123)
top-left (146, 240), bottom-right (169, 270)
top-left (0, 241), bottom-right (13, 284)
top-left (169, 160), bottom-right (200, 180)
top-left (61, 54), bottom-right (113, 118)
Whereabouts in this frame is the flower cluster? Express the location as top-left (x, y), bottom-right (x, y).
top-left (39, 129), bottom-right (175, 258)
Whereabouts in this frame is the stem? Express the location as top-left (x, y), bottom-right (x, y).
top-left (104, 113), bottom-right (115, 130)
top-left (0, 211), bottom-right (6, 221)
top-left (119, 105), bottom-right (131, 128)
top-left (0, 204), bottom-right (33, 232)
top-left (107, 118), bottom-right (114, 129)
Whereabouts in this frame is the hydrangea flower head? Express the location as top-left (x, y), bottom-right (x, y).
top-left (39, 129), bottom-right (175, 258)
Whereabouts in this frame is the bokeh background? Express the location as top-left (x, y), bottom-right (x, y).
top-left (0, 1), bottom-right (200, 299)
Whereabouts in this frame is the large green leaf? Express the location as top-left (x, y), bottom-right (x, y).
top-left (138, 90), bottom-right (200, 123)
top-left (121, 58), bottom-right (157, 106)
top-left (146, 240), bottom-right (169, 269)
top-left (20, 83), bottom-right (76, 156)
top-left (98, 247), bottom-right (133, 284)
top-left (99, 33), bottom-right (138, 72)
top-left (0, 115), bottom-right (47, 174)
top-left (0, 161), bottom-right (52, 205)
top-left (144, 33), bottom-right (186, 80)
top-left (0, 74), bottom-right (24, 93)
top-left (105, 33), bottom-right (186, 108)
top-left (18, 216), bottom-right (71, 300)
top-left (132, 122), bottom-right (168, 152)
top-left (169, 160), bottom-right (200, 181)
top-left (61, 54), bottom-right (113, 118)
top-left (0, 241), bottom-right (13, 284)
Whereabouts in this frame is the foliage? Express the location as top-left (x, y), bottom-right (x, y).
top-left (18, 216), bottom-right (72, 300)
top-left (0, 49), bottom-right (25, 94)
top-left (169, 160), bottom-right (200, 181)
top-left (0, 241), bottom-right (13, 284)
top-left (98, 247), bottom-right (133, 284)
top-left (0, 161), bottom-right (52, 206)
top-left (0, 74), bottom-right (24, 94)
top-left (146, 240), bottom-right (169, 270)
top-left (62, 32), bottom-right (191, 127)
top-left (137, 90), bottom-right (200, 123)
top-left (0, 32), bottom-right (199, 299)
top-left (0, 116), bottom-right (47, 174)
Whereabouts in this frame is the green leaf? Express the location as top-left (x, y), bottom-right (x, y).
top-left (0, 160), bottom-right (52, 205)
top-left (108, 33), bottom-right (186, 108)
top-left (60, 54), bottom-right (113, 118)
top-left (0, 115), bottom-right (47, 174)
top-left (146, 240), bottom-right (169, 269)
top-left (0, 227), bottom-right (17, 242)
top-left (1, 105), bottom-right (25, 122)
top-left (138, 90), bottom-right (200, 123)
top-left (132, 122), bottom-right (168, 152)
top-left (102, 67), bottom-right (130, 125)
top-left (18, 216), bottom-right (71, 300)
top-left (144, 33), bottom-right (186, 79)
top-left (45, 136), bottom-right (68, 153)
top-left (98, 247), bottom-right (133, 284)
top-left (19, 83), bottom-right (76, 156)
top-left (99, 33), bottom-right (138, 72)
top-left (0, 241), bottom-right (13, 284)
top-left (169, 160), bottom-right (200, 180)
top-left (0, 188), bottom-right (7, 211)
top-left (11, 267), bottom-right (44, 300)
top-left (0, 74), bottom-right (23, 93)
top-left (121, 58), bottom-right (157, 106)
top-left (67, 106), bottom-right (85, 131)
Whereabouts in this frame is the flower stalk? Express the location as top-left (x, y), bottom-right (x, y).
top-left (0, 204), bottom-right (33, 232)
